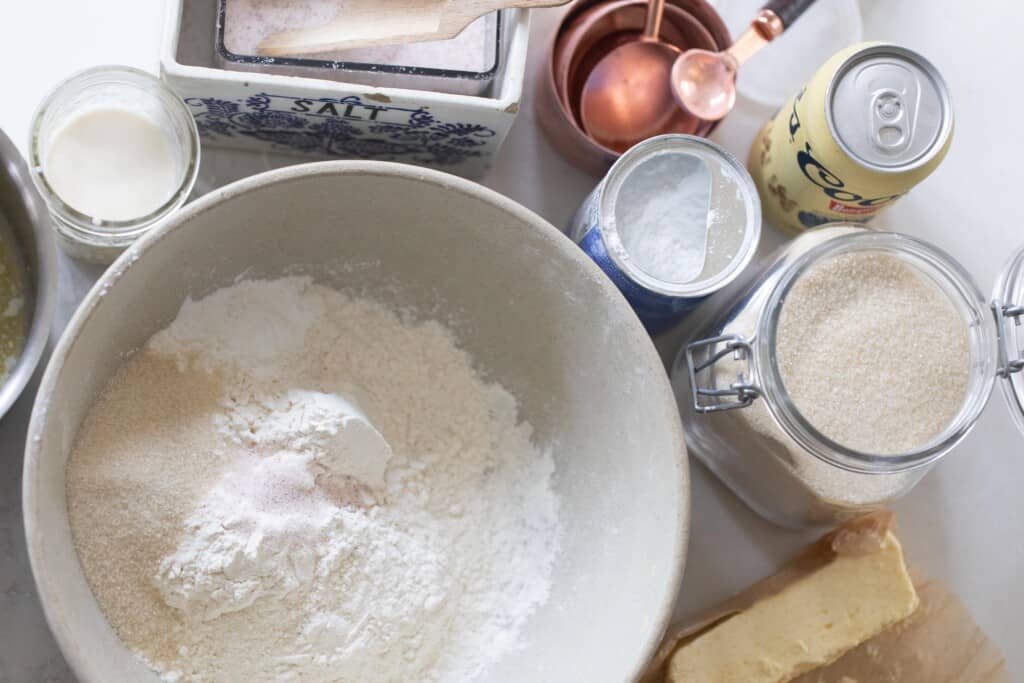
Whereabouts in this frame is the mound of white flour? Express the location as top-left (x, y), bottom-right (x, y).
top-left (66, 277), bottom-right (561, 682)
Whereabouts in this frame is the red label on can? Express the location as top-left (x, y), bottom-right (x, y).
top-left (828, 200), bottom-right (878, 215)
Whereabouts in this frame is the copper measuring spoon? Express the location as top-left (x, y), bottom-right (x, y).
top-left (671, 0), bottom-right (817, 121)
top-left (578, 0), bottom-right (700, 153)
top-left (558, 2), bottom-right (713, 112)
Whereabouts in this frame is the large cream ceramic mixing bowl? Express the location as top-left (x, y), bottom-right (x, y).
top-left (22, 161), bottom-right (688, 682)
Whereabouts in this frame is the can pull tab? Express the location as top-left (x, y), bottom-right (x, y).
top-left (993, 301), bottom-right (1024, 377)
top-left (871, 89), bottom-right (910, 154)
top-left (686, 334), bottom-right (761, 413)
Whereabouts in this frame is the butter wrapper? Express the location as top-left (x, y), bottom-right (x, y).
top-left (792, 576), bottom-right (1007, 683)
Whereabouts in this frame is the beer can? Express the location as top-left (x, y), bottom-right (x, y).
top-left (748, 42), bottom-right (954, 235)
top-left (567, 135), bottom-right (761, 335)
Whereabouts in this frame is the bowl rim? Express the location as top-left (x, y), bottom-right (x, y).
top-left (0, 128), bottom-right (57, 420)
top-left (22, 159), bottom-right (689, 682)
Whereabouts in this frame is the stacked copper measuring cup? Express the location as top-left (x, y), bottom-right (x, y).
top-left (536, 0), bottom-right (731, 174)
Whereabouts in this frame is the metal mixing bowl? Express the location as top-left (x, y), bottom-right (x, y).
top-left (0, 129), bottom-right (57, 419)
top-left (23, 162), bottom-right (689, 682)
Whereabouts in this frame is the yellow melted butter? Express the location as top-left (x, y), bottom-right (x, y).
top-left (0, 232), bottom-right (26, 383)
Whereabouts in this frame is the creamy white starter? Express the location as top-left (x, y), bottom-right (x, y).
top-left (43, 108), bottom-right (180, 222)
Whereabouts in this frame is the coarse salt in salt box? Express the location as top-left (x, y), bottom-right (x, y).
top-left (160, 1), bottom-right (530, 178)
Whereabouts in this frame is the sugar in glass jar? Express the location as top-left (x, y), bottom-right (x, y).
top-left (672, 225), bottom-right (1024, 527)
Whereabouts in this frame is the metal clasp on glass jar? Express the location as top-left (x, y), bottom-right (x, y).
top-left (993, 301), bottom-right (1024, 376)
top-left (991, 241), bottom-right (1024, 434)
top-left (672, 224), bottom-right (1024, 528)
top-left (685, 334), bottom-right (759, 412)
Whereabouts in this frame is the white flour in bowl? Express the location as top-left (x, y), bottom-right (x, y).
top-left (66, 277), bottom-right (561, 682)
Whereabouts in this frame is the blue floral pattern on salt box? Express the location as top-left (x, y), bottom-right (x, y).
top-left (186, 93), bottom-right (498, 168)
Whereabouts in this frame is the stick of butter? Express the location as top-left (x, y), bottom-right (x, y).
top-left (666, 530), bottom-right (918, 683)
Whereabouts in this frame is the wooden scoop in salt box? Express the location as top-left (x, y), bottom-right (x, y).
top-left (257, 0), bottom-right (572, 56)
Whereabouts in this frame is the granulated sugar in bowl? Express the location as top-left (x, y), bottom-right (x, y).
top-left (24, 161), bottom-right (688, 683)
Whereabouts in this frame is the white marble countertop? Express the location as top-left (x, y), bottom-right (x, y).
top-left (1, 1), bottom-right (1022, 681)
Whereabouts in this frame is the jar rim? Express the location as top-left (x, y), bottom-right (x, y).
top-left (596, 134), bottom-right (761, 298)
top-left (27, 65), bottom-right (201, 246)
top-left (756, 227), bottom-right (997, 474)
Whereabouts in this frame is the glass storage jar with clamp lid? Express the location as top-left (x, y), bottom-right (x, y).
top-left (672, 224), bottom-right (1024, 528)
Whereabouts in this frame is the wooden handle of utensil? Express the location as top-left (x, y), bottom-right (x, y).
top-left (442, 0), bottom-right (573, 31)
top-left (761, 0), bottom-right (817, 29)
top-left (516, 0), bottom-right (574, 5)
top-left (435, 0), bottom-right (571, 44)
top-left (473, 0), bottom-right (573, 10)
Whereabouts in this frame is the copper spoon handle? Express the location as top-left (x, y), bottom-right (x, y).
top-left (643, 0), bottom-right (666, 40)
top-left (725, 0), bottom-right (817, 66)
top-left (724, 14), bottom-right (776, 66)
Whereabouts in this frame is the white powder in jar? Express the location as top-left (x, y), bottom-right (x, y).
top-left (66, 277), bottom-right (561, 682)
top-left (775, 250), bottom-right (970, 455)
top-left (607, 146), bottom-right (752, 291)
top-left (614, 151), bottom-right (712, 284)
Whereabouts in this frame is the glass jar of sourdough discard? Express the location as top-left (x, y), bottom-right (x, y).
top-left (28, 66), bottom-right (199, 264)
top-left (671, 224), bottom-right (1024, 528)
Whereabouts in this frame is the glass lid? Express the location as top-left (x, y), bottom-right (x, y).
top-left (993, 243), bottom-right (1024, 435)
